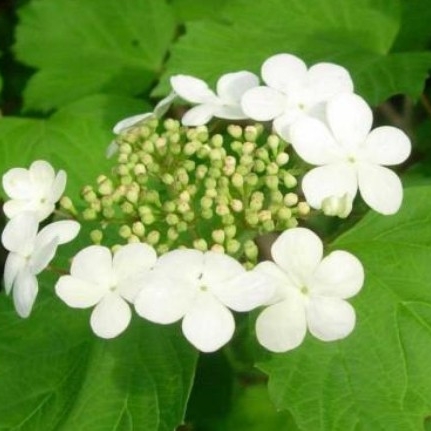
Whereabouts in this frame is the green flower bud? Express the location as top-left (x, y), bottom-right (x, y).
top-left (245, 173), bottom-right (259, 186)
top-left (133, 163), bottom-right (147, 175)
top-left (146, 230), bottom-right (160, 245)
top-left (205, 188), bottom-right (217, 198)
top-left (177, 221), bottom-right (188, 232)
top-left (211, 134), bottom-right (223, 147)
top-left (184, 141), bottom-right (198, 156)
top-left (230, 140), bottom-right (243, 154)
top-left (119, 224), bottom-right (132, 239)
top-left (271, 190), bottom-right (283, 204)
top-left (226, 239), bottom-right (241, 254)
top-left (142, 140), bottom-right (155, 153)
top-left (221, 214), bottom-right (235, 225)
top-left (121, 201), bottom-right (135, 214)
top-left (168, 132), bottom-right (181, 144)
top-left (200, 196), bottom-right (213, 209)
top-left (183, 211), bottom-right (195, 222)
top-left (253, 159), bottom-right (266, 173)
top-left (60, 196), bottom-right (76, 214)
top-left (276, 152), bottom-right (289, 166)
top-left (196, 165), bottom-right (208, 179)
top-left (177, 201), bottom-right (191, 214)
top-left (262, 219), bottom-right (275, 232)
top-left (283, 172), bottom-right (297, 188)
top-left (157, 243), bottom-right (170, 254)
top-left (102, 207), bottom-right (116, 219)
top-left (90, 229), bottom-right (103, 244)
top-left (284, 192), bottom-right (298, 206)
top-left (224, 225), bottom-right (237, 239)
top-left (216, 204), bottom-right (230, 216)
top-left (277, 207), bottom-right (292, 221)
top-left (119, 143), bottom-right (132, 154)
top-left (244, 240), bottom-right (258, 261)
top-left (242, 142), bottom-right (255, 155)
top-left (126, 189), bottom-right (139, 204)
top-left (211, 244), bottom-right (225, 254)
top-left (245, 210), bottom-right (259, 226)
top-left (231, 172), bottom-right (244, 188)
top-left (244, 125), bottom-right (258, 142)
top-left (132, 221), bottom-right (145, 237)
top-left (128, 235), bottom-right (140, 244)
top-left (265, 175), bottom-right (279, 190)
top-left (205, 177), bottom-right (217, 189)
top-left (212, 229), bottom-right (225, 244)
top-left (267, 134), bottom-right (280, 151)
top-left (231, 199), bottom-right (243, 212)
top-left (266, 162), bottom-right (279, 175)
top-left (201, 208), bottom-right (214, 219)
top-left (166, 213), bottom-right (179, 225)
top-left (193, 238), bottom-right (208, 251)
top-left (297, 201), bottom-right (311, 216)
top-left (227, 125), bottom-right (242, 139)
top-left (83, 208), bottom-right (97, 220)
top-left (141, 213), bottom-right (155, 224)
top-left (162, 173), bottom-right (174, 185)
top-left (167, 227), bottom-right (179, 241)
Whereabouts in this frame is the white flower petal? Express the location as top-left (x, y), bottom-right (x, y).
top-left (114, 243), bottom-right (157, 281)
top-left (29, 160), bottom-right (55, 195)
top-left (363, 126), bottom-right (411, 166)
top-left (211, 270), bottom-right (276, 312)
top-left (182, 292), bottom-right (235, 352)
top-left (170, 75), bottom-right (218, 104)
top-left (241, 86), bottom-right (286, 121)
top-left (181, 104), bottom-right (217, 126)
top-left (35, 220), bottom-right (80, 249)
top-left (13, 269), bottom-right (38, 318)
top-left (3, 199), bottom-right (39, 220)
top-left (55, 275), bottom-right (107, 308)
top-left (357, 163), bottom-right (403, 214)
top-left (271, 228), bottom-right (323, 286)
top-left (302, 163), bottom-right (358, 210)
top-left (307, 63), bottom-right (354, 104)
top-left (90, 293), bottom-right (131, 339)
top-left (154, 249), bottom-right (203, 285)
top-left (51, 170), bottom-right (67, 203)
top-left (306, 297), bottom-right (356, 341)
top-left (216, 71), bottom-right (259, 104)
top-left (30, 237), bottom-right (58, 275)
top-left (2, 168), bottom-right (33, 199)
top-left (4, 253), bottom-right (26, 294)
top-left (261, 53), bottom-right (307, 93)
top-left (106, 140), bottom-right (119, 158)
top-left (214, 104), bottom-right (247, 120)
top-left (70, 245), bottom-right (114, 286)
top-left (289, 117), bottom-right (343, 165)
top-left (310, 251), bottom-right (364, 299)
top-left (113, 113), bottom-right (154, 134)
top-left (256, 295), bottom-right (307, 353)
top-left (134, 273), bottom-right (195, 324)
top-left (1, 212), bottom-right (38, 254)
top-left (154, 91), bottom-right (177, 118)
top-left (272, 109), bottom-right (303, 142)
top-left (326, 94), bottom-right (373, 147)
top-left (202, 251), bottom-right (244, 286)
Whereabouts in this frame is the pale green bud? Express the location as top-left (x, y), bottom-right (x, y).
top-left (208, 167), bottom-right (221, 178)
top-left (126, 189), bottom-right (139, 204)
top-left (216, 204), bottom-right (230, 216)
top-left (197, 145), bottom-right (210, 159)
top-left (277, 207), bottom-right (292, 221)
top-left (193, 238), bottom-right (208, 251)
top-left (184, 141), bottom-right (198, 156)
top-left (211, 134), bottom-right (223, 147)
top-left (168, 132), bottom-right (181, 144)
top-left (164, 118), bottom-right (180, 131)
top-left (205, 177), bottom-right (217, 189)
top-left (167, 227), bottom-right (179, 241)
top-left (242, 142), bottom-right (255, 155)
top-left (166, 213), bottom-right (179, 225)
top-left (245, 173), bottom-right (259, 186)
top-left (227, 125), bottom-right (242, 139)
top-left (133, 163), bottom-right (147, 175)
top-left (90, 229), bottom-right (103, 244)
top-left (262, 219), bottom-right (275, 232)
top-left (83, 208), bottom-right (97, 220)
top-left (157, 243), bottom-right (170, 254)
top-left (283, 172), bottom-right (297, 188)
top-left (266, 162), bottom-right (279, 175)
top-left (177, 201), bottom-right (191, 213)
top-left (224, 225), bottom-right (237, 239)
top-left (60, 196), bottom-right (76, 214)
top-left (226, 239), bottom-right (241, 254)
top-left (265, 175), bottom-right (279, 190)
top-left (218, 177), bottom-right (229, 189)
top-left (205, 188), bottom-right (217, 198)
top-left (117, 154), bottom-right (128, 165)
top-left (119, 143), bottom-right (132, 154)
top-left (132, 221), bottom-right (145, 237)
top-left (200, 196), bottom-right (213, 210)
top-left (244, 240), bottom-right (258, 260)
top-left (121, 201), bottom-right (135, 214)
top-left (231, 199), bottom-right (243, 212)
top-left (253, 159), bottom-right (266, 173)
top-left (267, 134), bottom-right (280, 151)
top-left (258, 210), bottom-right (272, 222)
top-left (82, 188), bottom-right (97, 203)
top-left (230, 140), bottom-right (243, 153)
top-left (240, 154), bottom-right (253, 167)
top-left (256, 148), bottom-right (269, 161)
top-left (128, 235), bottom-right (140, 244)
top-left (196, 165), bottom-right (208, 179)
top-left (201, 208), bottom-right (213, 219)
top-left (141, 213), bottom-right (155, 224)
top-left (297, 201), bottom-right (311, 216)
top-left (183, 211), bottom-right (195, 222)
top-left (142, 140), bottom-right (155, 153)
top-left (231, 172), bottom-right (244, 188)
top-left (245, 210), bottom-right (259, 226)
top-left (177, 221), bottom-right (188, 232)
top-left (141, 153), bottom-right (154, 166)
top-left (146, 230), bottom-right (160, 245)
top-left (184, 160), bottom-right (196, 172)
top-left (271, 190), bottom-right (283, 204)
top-left (284, 192), bottom-right (298, 206)
top-left (210, 148), bottom-right (223, 161)
top-left (211, 244), bottom-right (225, 254)
top-left (102, 207), bottom-right (116, 219)
top-left (177, 170), bottom-right (189, 185)
top-left (276, 152), bottom-right (289, 166)
top-left (221, 214), bottom-right (235, 225)
top-left (244, 126), bottom-right (258, 142)
top-left (212, 229), bottom-right (225, 244)
top-left (119, 225), bottom-right (132, 239)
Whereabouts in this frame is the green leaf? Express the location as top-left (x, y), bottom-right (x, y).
top-left (170, 0), bottom-right (229, 22)
top-left (156, 0), bottom-right (431, 104)
top-left (15, 0), bottom-right (176, 111)
top-left (259, 186), bottom-right (431, 431)
top-left (0, 94), bottom-right (146, 199)
top-left (0, 289), bottom-right (197, 431)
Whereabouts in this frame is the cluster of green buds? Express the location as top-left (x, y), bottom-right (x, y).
top-left (61, 118), bottom-right (309, 267)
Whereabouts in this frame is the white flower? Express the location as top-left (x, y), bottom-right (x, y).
top-left (1, 212), bottom-right (80, 318)
top-left (170, 71), bottom-right (259, 126)
top-left (107, 91), bottom-right (176, 157)
top-left (134, 249), bottom-right (273, 352)
top-left (254, 227), bottom-right (364, 353)
top-left (289, 93), bottom-right (412, 215)
top-left (2, 160), bottom-right (67, 221)
top-left (241, 53), bottom-right (354, 140)
top-left (55, 243), bottom-right (157, 339)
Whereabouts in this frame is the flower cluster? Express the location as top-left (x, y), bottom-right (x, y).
top-left (1, 51), bottom-right (412, 355)
top-left (1, 161), bottom-right (80, 317)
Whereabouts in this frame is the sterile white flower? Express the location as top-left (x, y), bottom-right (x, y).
top-left (107, 91), bottom-right (176, 157)
top-left (253, 227), bottom-right (364, 353)
top-left (1, 212), bottom-right (80, 318)
top-left (55, 243), bottom-right (157, 339)
top-left (289, 93), bottom-right (412, 215)
top-left (2, 160), bottom-right (67, 221)
top-left (134, 249), bottom-right (273, 352)
top-left (170, 71), bottom-right (259, 126)
top-left (241, 53), bottom-right (354, 140)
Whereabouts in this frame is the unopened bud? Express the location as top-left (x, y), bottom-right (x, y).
top-left (193, 238), bottom-right (208, 251)
top-left (227, 125), bottom-right (242, 139)
top-left (119, 225), bottom-right (132, 239)
top-left (276, 152), bottom-right (289, 166)
top-left (212, 229), bottom-right (225, 244)
top-left (132, 221), bottom-right (145, 237)
top-left (244, 240), bottom-right (258, 261)
top-left (146, 230), bottom-right (160, 245)
top-left (321, 194), bottom-right (352, 218)
top-left (226, 239), bottom-right (241, 254)
top-left (283, 172), bottom-right (297, 188)
top-left (297, 201), bottom-right (311, 216)
top-left (90, 229), bottom-right (103, 244)
top-left (284, 192), bottom-right (298, 206)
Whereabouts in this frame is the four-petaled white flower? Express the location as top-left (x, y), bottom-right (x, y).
top-left (170, 71), bottom-right (259, 126)
top-left (253, 227), bottom-right (364, 353)
top-left (1, 212), bottom-right (80, 318)
top-left (241, 53), bottom-right (354, 140)
top-left (55, 243), bottom-right (157, 339)
top-left (2, 160), bottom-right (67, 221)
top-left (107, 92), bottom-right (177, 157)
top-left (289, 93), bottom-right (412, 215)
top-left (134, 249), bottom-right (273, 352)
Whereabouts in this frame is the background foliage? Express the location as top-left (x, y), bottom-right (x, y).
top-left (0, 0), bottom-right (430, 429)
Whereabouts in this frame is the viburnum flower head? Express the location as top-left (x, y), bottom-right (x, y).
top-left (56, 243), bottom-right (157, 339)
top-left (170, 71), bottom-right (259, 126)
top-left (254, 227), bottom-right (364, 353)
top-left (289, 93), bottom-right (412, 215)
top-left (2, 160), bottom-right (67, 221)
top-left (134, 249), bottom-right (273, 352)
top-left (1, 212), bottom-right (80, 318)
top-left (241, 53), bottom-right (354, 140)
